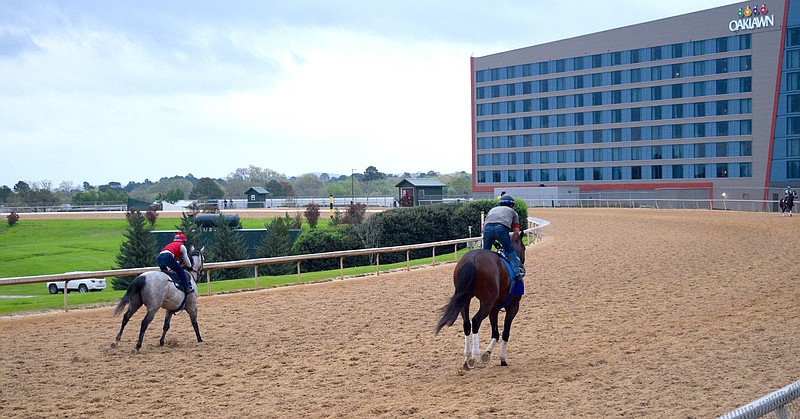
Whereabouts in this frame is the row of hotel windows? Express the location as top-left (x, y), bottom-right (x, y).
top-left (477, 77), bottom-right (752, 117)
top-left (476, 56), bottom-right (751, 100)
top-left (475, 35), bottom-right (752, 83)
top-left (477, 141), bottom-right (752, 166)
top-left (477, 162), bottom-right (753, 183)
top-left (478, 97), bottom-right (753, 133)
top-left (477, 120), bottom-right (754, 148)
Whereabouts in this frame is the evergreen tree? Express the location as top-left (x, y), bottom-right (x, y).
top-left (208, 214), bottom-right (249, 280)
top-left (112, 209), bottom-right (156, 290)
top-left (256, 217), bottom-right (293, 275)
top-left (176, 212), bottom-right (200, 250)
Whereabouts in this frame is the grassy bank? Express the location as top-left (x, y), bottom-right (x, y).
top-left (0, 216), bottom-right (461, 315)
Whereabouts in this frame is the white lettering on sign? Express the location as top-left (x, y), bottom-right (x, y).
top-left (729, 14), bottom-right (775, 32)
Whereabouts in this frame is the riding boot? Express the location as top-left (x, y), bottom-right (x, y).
top-left (182, 275), bottom-right (194, 294)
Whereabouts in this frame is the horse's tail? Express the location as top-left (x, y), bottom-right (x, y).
top-left (434, 254), bottom-right (478, 336)
top-left (112, 274), bottom-right (146, 317)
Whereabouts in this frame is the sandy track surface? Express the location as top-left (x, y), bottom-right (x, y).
top-left (1, 208), bottom-right (799, 418)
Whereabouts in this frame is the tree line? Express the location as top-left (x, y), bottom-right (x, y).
top-left (0, 165), bottom-right (472, 207)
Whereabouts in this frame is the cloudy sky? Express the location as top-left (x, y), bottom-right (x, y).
top-left (0, 0), bottom-right (735, 188)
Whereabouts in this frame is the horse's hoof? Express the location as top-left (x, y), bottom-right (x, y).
top-left (480, 351), bottom-right (491, 363)
top-left (501, 360), bottom-right (508, 367)
top-left (110, 342), bottom-right (117, 349)
top-left (466, 358), bottom-right (477, 370)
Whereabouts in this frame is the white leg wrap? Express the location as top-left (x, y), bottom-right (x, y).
top-left (464, 335), bottom-right (471, 359)
top-left (499, 340), bottom-right (508, 361)
top-left (472, 333), bottom-right (481, 358)
top-left (486, 338), bottom-right (498, 354)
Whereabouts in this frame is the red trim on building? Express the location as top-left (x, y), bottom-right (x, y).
top-left (470, 56), bottom-right (478, 192)
top-left (762, 0), bottom-right (790, 206)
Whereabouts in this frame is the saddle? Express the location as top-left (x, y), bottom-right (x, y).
top-left (160, 268), bottom-right (191, 292)
top-left (492, 249), bottom-right (525, 296)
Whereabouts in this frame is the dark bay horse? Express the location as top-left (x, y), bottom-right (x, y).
top-left (780, 193), bottom-right (796, 216)
top-left (112, 247), bottom-right (205, 353)
top-left (435, 234), bottom-right (526, 369)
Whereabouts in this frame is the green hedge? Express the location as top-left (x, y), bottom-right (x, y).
top-left (290, 199), bottom-right (529, 272)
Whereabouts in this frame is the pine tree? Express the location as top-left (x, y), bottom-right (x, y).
top-left (112, 209), bottom-right (156, 290)
top-left (256, 217), bottom-right (293, 276)
top-left (176, 211), bottom-right (200, 250)
top-left (208, 214), bottom-right (249, 280)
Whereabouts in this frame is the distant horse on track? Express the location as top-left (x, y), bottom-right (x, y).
top-left (111, 247), bottom-right (205, 353)
top-left (435, 234), bottom-right (527, 369)
top-left (780, 193), bottom-right (796, 217)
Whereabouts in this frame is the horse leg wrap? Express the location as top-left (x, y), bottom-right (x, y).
top-left (464, 335), bottom-right (472, 361)
top-left (499, 340), bottom-right (508, 362)
top-left (472, 333), bottom-right (481, 359)
top-left (486, 338), bottom-right (497, 355)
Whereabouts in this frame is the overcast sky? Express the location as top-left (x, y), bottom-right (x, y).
top-left (0, 0), bottom-right (735, 188)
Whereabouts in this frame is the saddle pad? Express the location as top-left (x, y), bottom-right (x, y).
top-left (499, 257), bottom-right (525, 295)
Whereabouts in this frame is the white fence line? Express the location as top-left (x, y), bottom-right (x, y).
top-left (719, 380), bottom-right (800, 419)
top-left (0, 218), bottom-right (547, 311)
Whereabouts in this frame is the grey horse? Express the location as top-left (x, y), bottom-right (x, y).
top-left (111, 247), bottom-right (204, 353)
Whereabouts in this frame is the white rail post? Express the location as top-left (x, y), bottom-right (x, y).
top-left (206, 270), bottom-right (211, 295)
top-left (376, 253), bottom-right (380, 276)
top-left (339, 257), bottom-right (344, 280)
top-left (63, 280), bottom-right (69, 312)
top-left (254, 265), bottom-right (259, 288)
top-left (297, 261), bottom-right (301, 283)
top-left (406, 250), bottom-right (410, 271)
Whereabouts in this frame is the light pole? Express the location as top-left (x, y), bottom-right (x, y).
top-left (351, 169), bottom-right (356, 205)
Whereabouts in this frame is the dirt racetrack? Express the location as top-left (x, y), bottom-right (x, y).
top-left (1, 208), bottom-right (800, 418)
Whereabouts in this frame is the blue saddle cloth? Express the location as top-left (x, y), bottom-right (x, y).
top-left (162, 271), bottom-right (189, 292)
top-left (498, 256), bottom-right (525, 296)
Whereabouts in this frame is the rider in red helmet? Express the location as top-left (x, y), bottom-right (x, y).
top-left (157, 232), bottom-right (194, 293)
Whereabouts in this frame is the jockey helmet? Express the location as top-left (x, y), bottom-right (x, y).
top-left (498, 194), bottom-right (515, 207)
top-left (173, 232), bottom-right (187, 242)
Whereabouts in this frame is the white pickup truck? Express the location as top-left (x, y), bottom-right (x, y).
top-left (47, 273), bottom-right (106, 294)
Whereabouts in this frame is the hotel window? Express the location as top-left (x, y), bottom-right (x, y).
top-left (575, 167), bottom-right (585, 180)
top-left (557, 168), bottom-right (567, 181)
top-left (612, 147), bottom-right (623, 161)
top-left (716, 58), bottom-right (729, 74)
top-left (612, 51), bottom-right (622, 65)
top-left (592, 73), bottom-right (603, 87)
top-left (717, 100), bottom-right (729, 116)
top-left (652, 145), bottom-right (663, 160)
top-left (574, 76), bottom-right (584, 89)
top-left (789, 94), bottom-right (800, 113)
top-left (789, 161), bottom-right (800, 178)
top-left (593, 111), bottom-right (603, 125)
top-left (593, 129), bottom-right (603, 143)
top-left (556, 59), bottom-right (566, 72)
top-left (631, 88), bottom-right (643, 102)
top-left (540, 169), bottom-right (550, 181)
top-left (789, 28), bottom-right (800, 47)
top-left (716, 37), bottom-right (728, 53)
top-left (632, 146), bottom-right (642, 160)
top-left (694, 61), bottom-right (706, 76)
top-left (673, 125), bottom-right (684, 139)
top-left (612, 109), bottom-right (622, 123)
top-left (575, 112), bottom-right (585, 126)
top-left (631, 127), bottom-right (642, 141)
top-left (739, 162), bottom-right (751, 178)
top-left (673, 164), bottom-right (684, 179)
top-left (493, 171), bottom-right (501, 182)
top-left (576, 131), bottom-right (585, 144)
top-left (539, 62), bottom-right (549, 75)
top-left (695, 123), bottom-right (707, 137)
top-left (786, 116), bottom-right (800, 135)
top-left (611, 90), bottom-right (622, 104)
top-left (694, 164), bottom-right (706, 178)
top-left (672, 144), bottom-right (683, 159)
top-left (741, 98), bottom-right (752, 114)
top-left (631, 107), bottom-right (642, 122)
top-left (672, 43), bottom-right (683, 59)
top-left (740, 56), bottom-right (752, 71)
top-left (612, 166), bottom-right (622, 180)
top-left (672, 84), bottom-right (683, 99)
top-left (787, 72), bottom-right (799, 91)
top-left (612, 71), bottom-right (622, 85)
top-left (693, 40), bottom-right (705, 55)
top-left (740, 120), bottom-right (752, 135)
top-left (574, 56), bottom-right (585, 70)
top-left (693, 81), bottom-right (705, 97)
top-left (716, 79), bottom-right (728, 95)
top-left (672, 104), bottom-right (684, 119)
top-left (593, 167), bottom-right (603, 180)
top-left (651, 66), bottom-right (663, 81)
top-left (695, 102), bottom-right (706, 117)
top-left (557, 150), bottom-right (566, 163)
top-left (672, 64), bottom-right (682, 78)
top-left (695, 143), bottom-right (706, 158)
top-left (789, 139), bottom-right (800, 157)
top-left (652, 86), bottom-right (663, 100)
top-left (716, 163), bottom-right (729, 178)
top-left (524, 169), bottom-right (533, 182)
top-left (612, 128), bottom-right (622, 142)
top-left (632, 166), bottom-right (642, 179)
top-left (740, 141), bottom-right (753, 156)
top-left (716, 142), bottom-right (728, 157)
top-left (592, 54), bottom-right (602, 68)
top-left (651, 46), bottom-right (662, 61)
top-left (717, 121), bottom-right (729, 137)
top-left (651, 165), bottom-right (662, 179)
top-left (630, 49), bottom-right (641, 63)
top-left (652, 106), bottom-right (663, 121)
top-left (477, 171), bottom-right (486, 183)
top-left (740, 34), bottom-right (752, 49)
top-left (787, 50), bottom-right (800, 69)
top-left (631, 68), bottom-right (642, 83)
top-left (740, 77), bottom-right (752, 92)
top-left (593, 148), bottom-right (603, 161)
